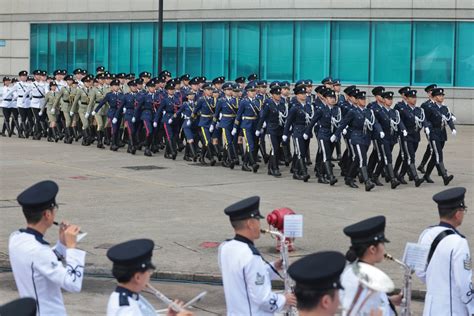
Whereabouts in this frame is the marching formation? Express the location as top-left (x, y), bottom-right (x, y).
top-left (1, 68), bottom-right (457, 191)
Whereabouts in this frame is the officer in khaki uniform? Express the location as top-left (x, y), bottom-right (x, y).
top-left (40, 82), bottom-right (61, 142)
top-left (71, 75), bottom-right (94, 146)
top-left (89, 73), bottom-right (109, 148)
top-left (54, 75), bottom-right (77, 144)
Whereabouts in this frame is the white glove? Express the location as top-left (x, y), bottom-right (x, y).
top-left (380, 132), bottom-right (385, 139)
top-left (231, 128), bottom-right (237, 136)
top-left (342, 128), bottom-right (347, 135)
top-left (69, 111), bottom-right (74, 116)
top-left (39, 111), bottom-right (43, 116)
top-left (452, 115), bottom-right (456, 122)
top-left (186, 119), bottom-right (191, 126)
top-left (209, 124), bottom-right (214, 133)
top-left (262, 121), bottom-right (267, 128)
top-left (452, 129), bottom-right (457, 136)
top-left (51, 108), bottom-right (55, 114)
top-left (132, 117), bottom-right (136, 123)
top-left (303, 133), bottom-right (309, 140)
top-left (153, 122), bottom-right (158, 128)
top-left (112, 117), bottom-right (117, 124)
top-left (84, 112), bottom-right (89, 118)
top-left (425, 127), bottom-right (430, 135)
top-left (168, 118), bottom-right (173, 124)
top-left (282, 135), bottom-right (288, 142)
top-left (330, 135), bottom-right (337, 143)
top-left (91, 111), bottom-right (96, 116)
top-left (255, 130), bottom-right (260, 137)
top-left (402, 130), bottom-right (408, 137)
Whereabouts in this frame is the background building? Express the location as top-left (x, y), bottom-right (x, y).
top-left (0, 0), bottom-right (473, 123)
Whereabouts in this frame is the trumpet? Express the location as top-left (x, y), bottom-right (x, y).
top-left (260, 229), bottom-right (297, 316)
top-left (384, 253), bottom-right (413, 316)
top-left (53, 221), bottom-right (87, 242)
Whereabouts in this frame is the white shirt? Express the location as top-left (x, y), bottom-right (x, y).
top-left (218, 235), bottom-right (286, 316)
top-left (29, 81), bottom-right (47, 108)
top-left (416, 223), bottom-right (473, 316)
top-left (106, 286), bottom-right (156, 316)
top-left (339, 261), bottom-right (395, 316)
top-left (9, 228), bottom-right (86, 316)
top-left (1, 86), bottom-right (14, 108)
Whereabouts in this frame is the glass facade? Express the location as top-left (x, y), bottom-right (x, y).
top-left (31, 21), bottom-right (474, 87)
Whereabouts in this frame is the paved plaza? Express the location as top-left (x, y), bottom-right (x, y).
top-left (0, 125), bottom-right (472, 315)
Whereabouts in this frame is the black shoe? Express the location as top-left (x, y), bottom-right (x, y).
top-left (443, 175), bottom-right (454, 186)
top-left (414, 178), bottom-right (424, 187)
top-left (424, 175), bottom-right (434, 183)
top-left (318, 177), bottom-right (329, 184)
top-left (144, 148), bottom-right (152, 156)
top-left (210, 158), bottom-right (216, 166)
top-left (329, 176), bottom-right (338, 186)
top-left (398, 176), bottom-right (408, 184)
top-left (391, 179), bottom-right (400, 189)
top-left (242, 164), bottom-right (252, 172)
top-left (417, 165), bottom-right (426, 174)
top-left (252, 164), bottom-right (259, 173)
top-left (365, 180), bottom-right (375, 192)
top-left (345, 179), bottom-right (359, 188)
top-left (373, 178), bottom-right (384, 186)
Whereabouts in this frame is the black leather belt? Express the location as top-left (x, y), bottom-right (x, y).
top-left (63, 100), bottom-right (69, 103)
top-left (81, 102), bottom-right (88, 105)
top-left (4, 99), bottom-right (12, 101)
top-left (33, 96), bottom-right (43, 99)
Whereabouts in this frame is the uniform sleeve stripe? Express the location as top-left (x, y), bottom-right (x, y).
top-left (242, 267), bottom-right (252, 316)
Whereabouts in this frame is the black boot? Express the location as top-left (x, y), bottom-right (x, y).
top-left (52, 126), bottom-right (60, 142)
top-left (110, 132), bottom-right (119, 151)
top-left (438, 162), bottom-right (453, 186)
top-left (97, 131), bottom-right (104, 148)
top-left (418, 145), bottom-right (431, 173)
top-left (47, 128), bottom-right (54, 142)
top-left (408, 164), bottom-right (424, 187)
top-left (259, 140), bottom-right (269, 164)
top-left (282, 143), bottom-right (291, 166)
top-left (361, 166), bottom-right (375, 192)
top-left (130, 133), bottom-right (136, 155)
top-left (189, 143), bottom-right (198, 162)
top-left (248, 151), bottom-right (259, 173)
top-left (207, 146), bottom-right (217, 166)
top-left (386, 164), bottom-right (400, 189)
top-left (81, 129), bottom-right (90, 146)
top-left (226, 146), bottom-right (235, 169)
top-left (144, 137), bottom-right (152, 156)
top-left (424, 159), bottom-right (436, 183)
top-left (200, 147), bottom-right (208, 165)
top-left (117, 128), bottom-right (125, 147)
top-left (183, 144), bottom-right (192, 161)
top-left (295, 158), bottom-right (310, 182)
top-left (372, 163), bottom-right (384, 186)
top-left (104, 128), bottom-right (111, 145)
top-left (268, 155), bottom-right (281, 177)
top-left (241, 153), bottom-right (252, 172)
top-left (324, 161), bottom-right (337, 185)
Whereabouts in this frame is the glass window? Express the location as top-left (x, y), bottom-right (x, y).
top-left (294, 21), bottom-right (330, 82)
top-left (331, 22), bottom-right (370, 84)
top-left (412, 22), bottom-right (455, 86)
top-left (156, 22), bottom-right (178, 76)
top-left (109, 23), bottom-right (131, 73)
top-left (48, 24), bottom-right (68, 72)
top-left (203, 22), bottom-right (229, 79)
top-left (131, 23), bottom-right (154, 75)
top-left (370, 22), bottom-right (411, 85)
top-left (455, 22), bottom-right (474, 87)
top-left (229, 22), bottom-right (260, 79)
top-left (88, 23), bottom-right (109, 73)
top-left (67, 24), bottom-right (88, 72)
top-left (178, 22), bottom-right (202, 77)
top-left (261, 22), bottom-right (293, 81)
top-left (30, 24), bottom-right (48, 71)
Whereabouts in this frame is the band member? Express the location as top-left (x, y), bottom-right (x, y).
top-left (288, 251), bottom-right (346, 316)
top-left (340, 216), bottom-right (401, 315)
top-left (416, 187), bottom-right (473, 316)
top-left (218, 196), bottom-right (296, 315)
top-left (9, 180), bottom-right (85, 316)
top-left (422, 88), bottom-right (455, 185)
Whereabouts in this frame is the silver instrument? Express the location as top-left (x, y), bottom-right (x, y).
top-left (145, 283), bottom-right (207, 314)
top-left (53, 221), bottom-right (87, 242)
top-left (385, 253), bottom-right (413, 316)
top-left (260, 228), bottom-right (297, 316)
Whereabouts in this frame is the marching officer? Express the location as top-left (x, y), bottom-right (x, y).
top-left (417, 84), bottom-right (438, 174)
top-left (28, 70), bottom-right (48, 140)
top-left (416, 187), bottom-right (473, 316)
top-left (88, 73), bottom-right (109, 148)
top-left (232, 81), bottom-right (261, 172)
top-left (176, 90), bottom-right (199, 161)
top-left (288, 251), bottom-right (346, 316)
top-left (54, 75), bottom-right (76, 144)
top-left (9, 180), bottom-right (85, 316)
top-left (155, 80), bottom-right (180, 160)
top-left (40, 82), bottom-right (61, 142)
top-left (71, 75), bottom-right (94, 146)
top-left (393, 86), bottom-right (411, 182)
top-left (422, 88), bottom-right (456, 185)
top-left (367, 86), bottom-right (386, 186)
top-left (340, 216), bottom-right (400, 315)
top-left (136, 80), bottom-right (158, 157)
top-left (218, 196), bottom-right (296, 315)
top-left (117, 80), bottom-right (142, 155)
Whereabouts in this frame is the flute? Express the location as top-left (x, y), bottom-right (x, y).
top-left (53, 221), bottom-right (88, 242)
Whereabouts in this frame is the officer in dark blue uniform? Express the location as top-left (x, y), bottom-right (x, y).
top-left (418, 84), bottom-right (438, 174)
top-left (176, 90), bottom-right (198, 161)
top-left (333, 91), bottom-right (383, 191)
top-left (283, 85), bottom-right (312, 182)
top-left (393, 86), bottom-right (411, 181)
top-left (193, 82), bottom-right (217, 166)
top-left (422, 88), bottom-right (456, 185)
top-left (212, 82), bottom-right (239, 169)
top-left (397, 89), bottom-right (427, 187)
top-left (367, 86), bottom-right (386, 185)
top-left (279, 81), bottom-right (292, 165)
top-left (212, 76), bottom-right (226, 99)
top-left (116, 80), bottom-right (143, 155)
top-left (256, 85), bottom-right (286, 177)
top-left (155, 80), bottom-right (179, 160)
top-left (93, 79), bottom-right (124, 151)
top-left (338, 85), bottom-right (357, 176)
top-left (303, 89), bottom-right (338, 185)
top-left (369, 91), bottom-right (408, 189)
top-left (134, 81), bottom-right (158, 157)
top-left (232, 81), bottom-right (260, 173)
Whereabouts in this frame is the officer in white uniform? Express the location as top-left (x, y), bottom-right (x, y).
top-left (9, 180), bottom-right (86, 316)
top-left (0, 297), bottom-right (37, 316)
top-left (1, 76), bottom-right (15, 136)
top-left (339, 216), bottom-right (399, 316)
top-left (288, 251), bottom-right (346, 316)
top-left (416, 187), bottom-right (473, 316)
top-left (218, 196), bottom-right (296, 315)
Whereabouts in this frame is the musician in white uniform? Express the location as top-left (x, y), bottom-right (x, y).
top-left (218, 196), bottom-right (296, 315)
top-left (416, 187), bottom-right (473, 316)
top-left (9, 180), bottom-right (86, 316)
top-left (339, 216), bottom-right (401, 316)
top-left (106, 239), bottom-right (192, 316)
top-left (288, 251), bottom-right (346, 316)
